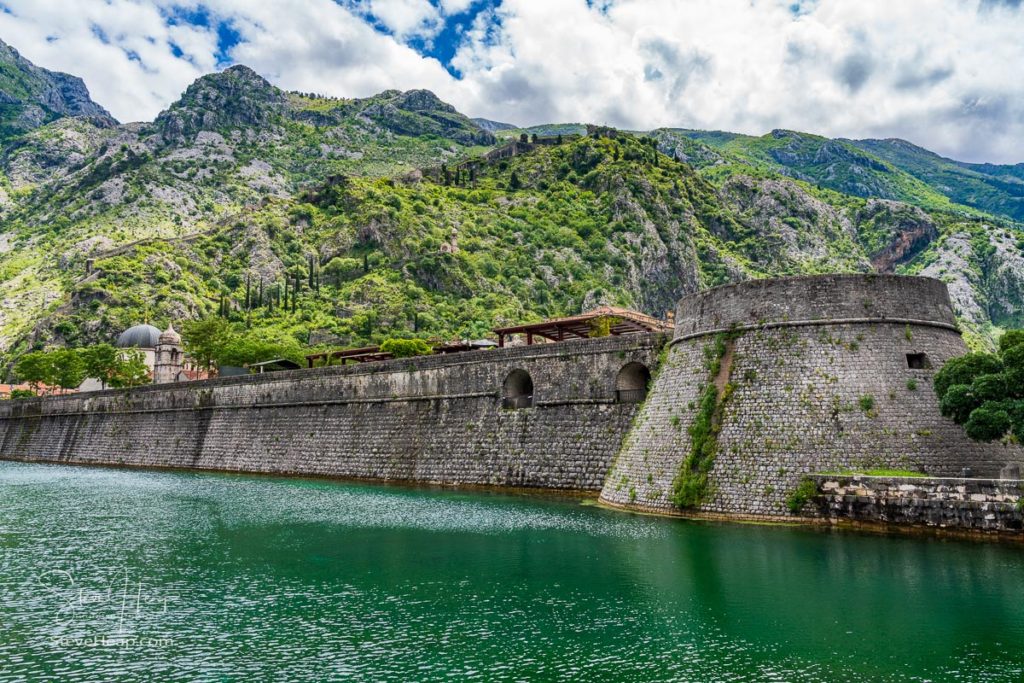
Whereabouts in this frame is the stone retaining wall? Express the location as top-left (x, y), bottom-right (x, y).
top-left (811, 475), bottom-right (1024, 533)
top-left (0, 335), bottom-right (664, 491)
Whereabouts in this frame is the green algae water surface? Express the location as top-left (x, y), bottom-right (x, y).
top-left (1, 461), bottom-right (1023, 682)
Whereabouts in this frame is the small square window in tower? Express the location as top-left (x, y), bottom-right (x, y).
top-left (906, 353), bottom-right (930, 370)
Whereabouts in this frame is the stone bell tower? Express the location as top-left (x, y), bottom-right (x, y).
top-left (153, 324), bottom-right (184, 384)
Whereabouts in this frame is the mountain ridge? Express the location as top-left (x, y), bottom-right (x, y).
top-left (0, 45), bottom-right (1022, 370)
top-left (0, 38), bottom-right (115, 137)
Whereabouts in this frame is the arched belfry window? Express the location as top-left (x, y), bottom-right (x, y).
top-left (616, 362), bottom-right (651, 403)
top-left (502, 369), bottom-right (534, 409)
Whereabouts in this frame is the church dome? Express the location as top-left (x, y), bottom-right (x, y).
top-left (159, 324), bottom-right (181, 346)
top-left (116, 324), bottom-right (161, 349)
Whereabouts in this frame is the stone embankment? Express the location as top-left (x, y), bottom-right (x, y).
top-left (812, 474), bottom-right (1024, 535)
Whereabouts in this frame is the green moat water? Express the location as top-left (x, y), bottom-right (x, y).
top-left (1, 461), bottom-right (1022, 682)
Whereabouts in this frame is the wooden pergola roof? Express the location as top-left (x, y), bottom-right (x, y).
top-left (247, 358), bottom-right (302, 373)
top-left (492, 306), bottom-right (672, 346)
top-left (305, 346), bottom-right (394, 368)
top-left (304, 339), bottom-right (498, 368)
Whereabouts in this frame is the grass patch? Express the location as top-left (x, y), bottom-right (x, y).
top-left (821, 468), bottom-right (928, 478)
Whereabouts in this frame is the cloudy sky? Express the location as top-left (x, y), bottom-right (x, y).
top-left (1, 0), bottom-right (1023, 163)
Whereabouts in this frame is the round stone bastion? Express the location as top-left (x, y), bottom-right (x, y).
top-left (599, 274), bottom-right (1024, 518)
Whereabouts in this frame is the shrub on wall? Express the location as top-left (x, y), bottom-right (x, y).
top-left (785, 477), bottom-right (819, 514)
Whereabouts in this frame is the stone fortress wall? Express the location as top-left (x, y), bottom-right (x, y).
top-left (1, 273), bottom-right (1021, 531)
top-left (0, 335), bottom-right (662, 491)
top-left (599, 274), bottom-right (1024, 517)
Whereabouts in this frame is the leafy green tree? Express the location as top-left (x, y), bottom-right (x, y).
top-left (999, 329), bottom-right (1024, 353)
top-left (218, 332), bottom-right (304, 367)
top-left (81, 343), bottom-right (120, 389)
top-left (939, 384), bottom-right (980, 424)
top-left (9, 389), bottom-right (36, 400)
top-left (182, 318), bottom-right (232, 371)
top-left (323, 257), bottom-right (363, 285)
top-left (380, 338), bottom-right (433, 358)
top-left (109, 350), bottom-right (151, 388)
top-left (14, 351), bottom-right (57, 391)
top-left (934, 333), bottom-right (1024, 442)
top-left (933, 352), bottom-right (1003, 398)
top-left (51, 349), bottom-right (87, 391)
top-left (964, 404), bottom-right (1011, 442)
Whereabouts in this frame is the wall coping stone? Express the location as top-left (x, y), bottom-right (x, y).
top-left (671, 317), bottom-right (960, 345)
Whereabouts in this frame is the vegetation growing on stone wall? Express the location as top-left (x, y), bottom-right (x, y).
top-left (934, 330), bottom-right (1024, 441)
top-left (785, 477), bottom-right (820, 513)
top-left (671, 333), bottom-right (735, 509)
top-left (822, 468), bottom-right (927, 477)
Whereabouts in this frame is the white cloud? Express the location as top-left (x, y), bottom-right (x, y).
top-left (451, 0), bottom-right (1024, 163)
top-left (0, 0), bottom-right (1022, 162)
top-left (0, 0), bottom-right (213, 123)
top-left (438, 0), bottom-right (478, 15)
top-left (366, 0), bottom-right (442, 38)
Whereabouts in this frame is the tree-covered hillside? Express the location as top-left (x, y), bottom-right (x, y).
top-left (1, 44), bottom-right (1023, 372)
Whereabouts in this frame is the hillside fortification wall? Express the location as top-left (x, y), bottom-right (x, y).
top-left (0, 335), bottom-right (663, 490)
top-left (599, 274), bottom-right (1024, 517)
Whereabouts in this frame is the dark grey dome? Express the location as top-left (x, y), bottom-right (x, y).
top-left (116, 324), bottom-right (161, 348)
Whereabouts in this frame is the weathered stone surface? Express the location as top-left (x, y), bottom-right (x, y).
top-left (600, 274), bottom-right (1024, 517)
top-left (813, 475), bottom-right (1024, 532)
top-left (0, 335), bottom-right (663, 491)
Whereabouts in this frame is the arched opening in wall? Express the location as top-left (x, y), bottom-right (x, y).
top-left (616, 362), bottom-right (651, 403)
top-left (502, 369), bottom-right (534, 409)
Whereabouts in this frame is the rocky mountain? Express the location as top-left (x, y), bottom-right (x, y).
top-left (0, 47), bottom-right (1022, 369)
top-left (471, 118), bottom-right (518, 133)
top-left (848, 137), bottom-right (1024, 222)
top-left (658, 127), bottom-right (1024, 225)
top-left (0, 38), bottom-right (115, 137)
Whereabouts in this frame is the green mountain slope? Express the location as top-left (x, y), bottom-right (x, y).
top-left (0, 49), bottom-right (1022, 369)
top-left (848, 137), bottom-right (1024, 222)
top-left (27, 132), bottom-right (872, 353)
top-left (654, 128), bottom-right (957, 211)
top-left (19, 129), bottom-right (1020, 360)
